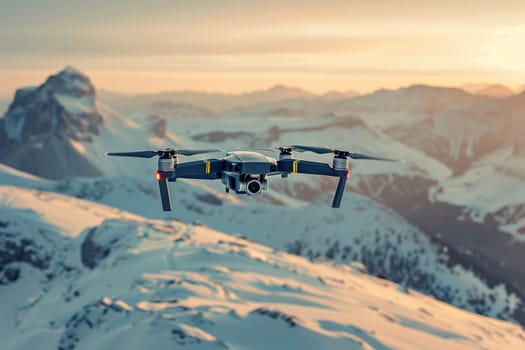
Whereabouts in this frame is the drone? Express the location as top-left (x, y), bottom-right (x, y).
top-left (105, 145), bottom-right (401, 211)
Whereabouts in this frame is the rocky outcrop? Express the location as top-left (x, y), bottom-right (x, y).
top-left (81, 228), bottom-right (111, 269)
top-left (0, 67), bottom-right (104, 179)
top-left (147, 115), bottom-right (167, 138)
top-left (1, 66), bottom-right (102, 144)
top-left (0, 219), bottom-right (52, 284)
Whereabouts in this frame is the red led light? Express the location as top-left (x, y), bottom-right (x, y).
top-left (345, 171), bottom-right (350, 180)
top-left (156, 171), bottom-right (162, 181)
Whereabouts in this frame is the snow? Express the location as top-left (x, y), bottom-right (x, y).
top-left (54, 94), bottom-right (95, 115)
top-left (1, 166), bottom-right (520, 321)
top-left (4, 111), bottom-right (26, 140)
top-left (2, 69), bottom-right (525, 348)
top-left (435, 165), bottom-right (525, 214)
top-left (61, 101), bottom-right (192, 179)
top-left (0, 163), bottom-right (51, 188)
top-left (432, 147), bottom-right (525, 240)
top-left (0, 185), bottom-right (139, 238)
top-left (1, 188), bottom-right (524, 349)
top-left (153, 111), bottom-right (452, 181)
top-left (70, 140), bottom-right (86, 154)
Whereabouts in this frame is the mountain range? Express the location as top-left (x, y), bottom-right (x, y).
top-left (1, 67), bottom-right (524, 348)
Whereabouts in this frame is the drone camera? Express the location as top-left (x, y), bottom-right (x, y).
top-left (246, 179), bottom-right (262, 195)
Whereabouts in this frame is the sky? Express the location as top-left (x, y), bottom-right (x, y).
top-left (1, 0), bottom-right (525, 97)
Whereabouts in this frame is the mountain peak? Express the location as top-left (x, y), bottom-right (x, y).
top-left (1, 67), bottom-right (101, 141)
top-left (402, 84), bottom-right (469, 96)
top-left (475, 84), bottom-right (514, 98)
top-left (43, 66), bottom-right (95, 98)
top-left (0, 67), bottom-right (104, 179)
top-left (266, 84), bottom-right (311, 96)
top-left (62, 65), bottom-right (84, 75)
top-left (462, 83), bottom-right (514, 98)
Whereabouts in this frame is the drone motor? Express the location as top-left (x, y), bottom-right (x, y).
top-left (158, 157), bottom-right (176, 171)
top-left (278, 147), bottom-right (293, 160)
top-left (332, 155), bottom-right (349, 170)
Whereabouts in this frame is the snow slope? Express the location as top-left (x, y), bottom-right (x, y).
top-left (2, 68), bottom-right (525, 326)
top-left (431, 147), bottom-right (525, 241)
top-left (0, 160), bottom-right (520, 322)
top-left (1, 185), bottom-right (524, 350)
top-left (52, 176), bottom-right (523, 318)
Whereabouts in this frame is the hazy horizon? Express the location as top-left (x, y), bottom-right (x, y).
top-left (0, 67), bottom-right (522, 100)
top-left (1, 1), bottom-right (524, 97)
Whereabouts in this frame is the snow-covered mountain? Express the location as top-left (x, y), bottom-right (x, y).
top-left (150, 100), bottom-right (216, 119)
top-left (0, 157), bottom-right (522, 325)
top-left (0, 67), bottom-right (189, 180)
top-left (2, 68), bottom-right (525, 332)
top-left (98, 85), bottom-right (314, 117)
top-left (110, 83), bottom-right (525, 325)
top-left (461, 83), bottom-right (515, 98)
top-left (0, 67), bottom-right (105, 179)
top-left (1, 184), bottom-right (524, 350)
top-left (379, 89), bottom-right (525, 176)
top-left (350, 87), bottom-right (525, 298)
top-left (0, 98), bottom-right (10, 116)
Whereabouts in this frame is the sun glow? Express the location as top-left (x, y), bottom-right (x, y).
top-left (1, 2), bottom-right (525, 96)
top-left (477, 26), bottom-right (525, 72)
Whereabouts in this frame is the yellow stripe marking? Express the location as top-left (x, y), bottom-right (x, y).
top-left (292, 160), bottom-right (299, 173)
top-left (204, 160), bottom-right (211, 174)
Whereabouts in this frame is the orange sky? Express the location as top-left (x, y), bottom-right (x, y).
top-left (1, 0), bottom-right (525, 97)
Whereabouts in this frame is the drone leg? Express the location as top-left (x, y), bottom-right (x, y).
top-left (158, 175), bottom-right (173, 211)
top-left (331, 174), bottom-right (348, 208)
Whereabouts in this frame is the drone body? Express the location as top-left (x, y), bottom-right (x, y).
top-left (106, 145), bottom-right (400, 211)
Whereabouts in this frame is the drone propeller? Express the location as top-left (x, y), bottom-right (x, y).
top-left (105, 148), bottom-right (223, 158)
top-left (105, 150), bottom-right (159, 158)
top-left (290, 145), bottom-right (333, 154)
top-left (290, 145), bottom-right (402, 162)
top-left (176, 149), bottom-right (224, 156)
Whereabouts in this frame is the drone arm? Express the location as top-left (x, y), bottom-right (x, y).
top-left (173, 159), bottom-right (224, 179)
top-left (277, 159), bottom-right (337, 176)
top-left (157, 174), bottom-right (172, 211)
top-left (278, 159), bottom-right (350, 208)
top-left (332, 175), bottom-right (347, 208)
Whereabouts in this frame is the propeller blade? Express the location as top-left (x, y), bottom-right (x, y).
top-left (105, 151), bottom-right (158, 158)
top-left (287, 145), bottom-right (403, 162)
top-left (105, 148), bottom-right (223, 158)
top-left (249, 147), bottom-right (279, 152)
top-left (349, 153), bottom-right (402, 162)
top-left (291, 145), bottom-right (334, 154)
top-left (175, 149), bottom-right (224, 156)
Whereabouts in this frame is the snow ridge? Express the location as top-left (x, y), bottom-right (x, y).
top-left (1, 189), bottom-right (524, 349)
